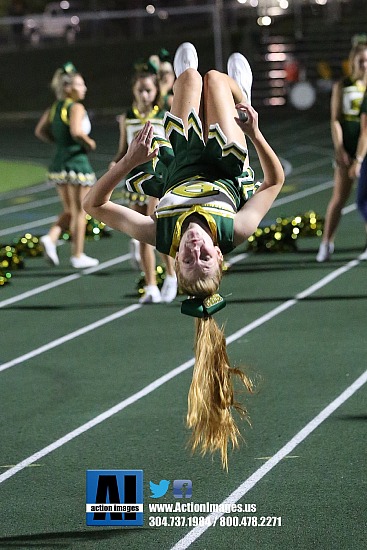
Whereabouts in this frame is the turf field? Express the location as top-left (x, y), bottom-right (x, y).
top-left (0, 109), bottom-right (366, 549)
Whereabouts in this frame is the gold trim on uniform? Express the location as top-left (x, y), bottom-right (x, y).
top-left (48, 98), bottom-right (73, 125)
top-left (157, 204), bottom-right (235, 219)
top-left (164, 180), bottom-right (237, 207)
top-left (208, 123), bottom-right (226, 147)
top-left (165, 118), bottom-right (185, 138)
top-left (132, 104), bottom-right (160, 124)
top-left (48, 170), bottom-right (96, 186)
top-left (170, 205), bottom-right (219, 258)
top-left (61, 98), bottom-right (73, 125)
top-left (187, 110), bottom-right (204, 139)
top-left (126, 172), bottom-right (154, 194)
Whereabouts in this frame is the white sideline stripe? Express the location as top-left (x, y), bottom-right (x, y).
top-left (0, 274), bottom-right (80, 309)
top-left (0, 196), bottom-right (59, 216)
top-left (0, 303), bottom-right (141, 373)
top-left (342, 203), bottom-right (357, 215)
top-left (170, 368), bottom-right (367, 550)
top-left (273, 180), bottom-right (333, 206)
top-left (0, 356), bottom-right (195, 484)
top-left (0, 253), bottom-right (131, 309)
top-left (290, 157), bottom-right (332, 177)
top-left (0, 182), bottom-right (51, 200)
top-left (0, 249), bottom-right (246, 370)
top-left (226, 253), bottom-right (248, 266)
top-left (296, 258), bottom-right (360, 300)
top-left (226, 257), bottom-right (359, 345)
top-left (0, 254), bottom-right (362, 484)
top-left (0, 216), bottom-right (56, 237)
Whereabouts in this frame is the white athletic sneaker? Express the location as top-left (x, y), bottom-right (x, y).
top-left (160, 274), bottom-right (178, 303)
top-left (139, 285), bottom-right (162, 304)
top-left (227, 52), bottom-right (253, 105)
top-left (70, 253), bottom-right (99, 269)
top-left (359, 248), bottom-right (367, 260)
top-left (173, 42), bottom-right (198, 78)
top-left (40, 235), bottom-right (59, 266)
top-left (316, 242), bottom-right (334, 262)
top-left (129, 238), bottom-right (141, 270)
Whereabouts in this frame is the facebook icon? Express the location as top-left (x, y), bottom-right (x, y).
top-left (173, 479), bottom-right (192, 498)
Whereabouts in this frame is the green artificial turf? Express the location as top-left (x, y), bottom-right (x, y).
top-left (0, 160), bottom-right (45, 193)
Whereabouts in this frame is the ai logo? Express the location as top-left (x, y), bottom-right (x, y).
top-left (86, 470), bottom-right (143, 526)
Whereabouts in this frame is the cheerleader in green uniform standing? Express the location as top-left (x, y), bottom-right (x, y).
top-left (110, 68), bottom-right (177, 304)
top-left (316, 39), bottom-right (367, 262)
top-left (35, 62), bottom-right (99, 268)
top-left (84, 43), bottom-right (284, 469)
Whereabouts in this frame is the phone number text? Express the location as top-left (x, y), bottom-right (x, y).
top-left (148, 515), bottom-right (282, 527)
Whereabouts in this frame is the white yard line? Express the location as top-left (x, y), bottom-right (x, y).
top-left (0, 253), bottom-right (130, 309)
top-left (170, 368), bottom-right (367, 549)
top-left (273, 180), bottom-right (333, 206)
top-left (0, 182), bottom-right (51, 200)
top-left (0, 216), bottom-right (56, 237)
top-left (0, 303), bottom-right (141, 373)
top-left (0, 255), bottom-right (363, 484)
top-left (0, 196), bottom-right (59, 216)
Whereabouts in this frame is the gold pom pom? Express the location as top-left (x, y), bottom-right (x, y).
top-left (0, 269), bottom-right (11, 286)
top-left (85, 215), bottom-right (111, 240)
top-left (13, 233), bottom-right (43, 258)
top-left (247, 212), bottom-right (324, 253)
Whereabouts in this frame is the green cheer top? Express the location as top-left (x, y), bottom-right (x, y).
top-left (154, 179), bottom-right (257, 257)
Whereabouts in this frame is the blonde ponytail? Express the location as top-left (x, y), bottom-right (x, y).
top-left (177, 260), bottom-right (254, 469)
top-left (187, 316), bottom-right (254, 470)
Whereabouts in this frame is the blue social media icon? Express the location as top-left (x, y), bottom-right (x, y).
top-left (173, 479), bottom-right (192, 498)
top-left (149, 480), bottom-right (170, 498)
top-left (86, 470), bottom-right (143, 527)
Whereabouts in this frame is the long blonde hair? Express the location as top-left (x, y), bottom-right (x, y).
top-left (177, 262), bottom-right (254, 470)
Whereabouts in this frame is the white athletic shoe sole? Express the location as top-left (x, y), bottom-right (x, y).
top-left (160, 275), bottom-right (178, 303)
top-left (40, 235), bottom-right (59, 266)
top-left (139, 285), bottom-right (162, 304)
top-left (173, 42), bottom-right (198, 78)
top-left (227, 52), bottom-right (253, 105)
top-left (70, 253), bottom-right (99, 269)
top-left (316, 242), bottom-right (334, 263)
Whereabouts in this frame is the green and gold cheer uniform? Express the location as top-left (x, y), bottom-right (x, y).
top-left (340, 76), bottom-right (366, 157)
top-left (126, 109), bottom-right (260, 257)
top-left (121, 104), bottom-right (165, 205)
top-left (47, 99), bottom-right (96, 186)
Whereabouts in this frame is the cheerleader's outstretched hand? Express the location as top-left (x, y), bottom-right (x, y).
top-left (124, 121), bottom-right (159, 170)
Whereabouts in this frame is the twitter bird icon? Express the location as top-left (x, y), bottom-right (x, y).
top-left (150, 480), bottom-right (170, 498)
